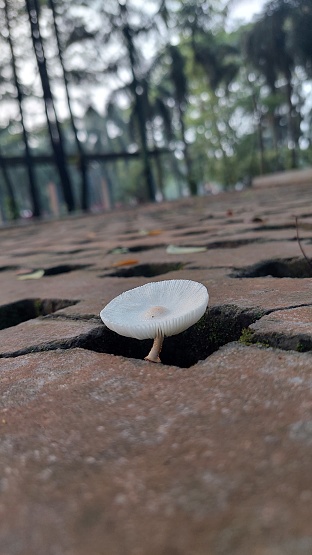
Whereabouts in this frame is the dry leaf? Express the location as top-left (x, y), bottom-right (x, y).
top-left (139, 229), bottom-right (162, 236)
top-left (112, 259), bottom-right (138, 267)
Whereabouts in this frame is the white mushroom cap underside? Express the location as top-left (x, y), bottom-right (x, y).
top-left (100, 279), bottom-right (209, 340)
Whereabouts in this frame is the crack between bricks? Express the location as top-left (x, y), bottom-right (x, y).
top-left (261, 302), bottom-right (312, 315)
top-left (2, 303), bottom-right (312, 363)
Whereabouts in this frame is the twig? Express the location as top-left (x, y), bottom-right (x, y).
top-left (295, 216), bottom-right (312, 274)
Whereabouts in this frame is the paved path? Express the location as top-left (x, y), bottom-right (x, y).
top-left (1, 182), bottom-right (312, 554)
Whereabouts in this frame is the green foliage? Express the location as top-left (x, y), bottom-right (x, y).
top-left (0, 0), bottom-right (312, 217)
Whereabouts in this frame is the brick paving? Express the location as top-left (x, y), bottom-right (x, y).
top-left (1, 181), bottom-right (312, 554)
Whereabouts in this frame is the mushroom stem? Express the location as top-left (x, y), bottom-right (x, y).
top-left (144, 333), bottom-right (164, 363)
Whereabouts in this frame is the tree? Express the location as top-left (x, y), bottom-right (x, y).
top-left (191, 30), bottom-right (240, 185)
top-left (25, 0), bottom-right (75, 211)
top-left (4, 0), bottom-right (41, 217)
top-left (244, 2), bottom-right (300, 168)
top-left (66, 0), bottom-right (160, 202)
top-left (270, 0), bottom-right (312, 75)
top-left (167, 45), bottom-right (197, 194)
top-left (116, 0), bottom-right (157, 201)
top-left (1, 0), bottom-right (312, 218)
top-left (48, 0), bottom-right (89, 210)
top-left (0, 144), bottom-right (18, 219)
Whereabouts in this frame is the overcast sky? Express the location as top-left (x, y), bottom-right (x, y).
top-left (227, 0), bottom-right (267, 26)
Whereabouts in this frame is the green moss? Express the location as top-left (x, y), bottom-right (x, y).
top-left (239, 327), bottom-right (255, 346)
top-left (296, 341), bottom-right (306, 353)
top-left (34, 299), bottom-right (43, 317)
top-left (256, 340), bottom-right (270, 348)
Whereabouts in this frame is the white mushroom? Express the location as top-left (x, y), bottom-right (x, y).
top-left (100, 279), bottom-right (209, 363)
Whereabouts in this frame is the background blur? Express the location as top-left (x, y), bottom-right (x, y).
top-left (0, 0), bottom-right (311, 222)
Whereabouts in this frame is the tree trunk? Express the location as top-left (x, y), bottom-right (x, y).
top-left (257, 115), bottom-right (266, 175)
top-left (48, 0), bottom-right (89, 211)
top-left (210, 94), bottom-right (231, 187)
top-left (132, 80), bottom-right (156, 202)
top-left (25, 0), bottom-right (75, 212)
top-left (285, 76), bottom-right (298, 169)
top-left (0, 151), bottom-right (18, 220)
top-left (179, 105), bottom-right (197, 195)
top-left (270, 113), bottom-right (281, 169)
top-left (153, 148), bottom-right (166, 200)
top-left (4, 0), bottom-right (41, 218)
top-left (119, 2), bottom-right (156, 202)
top-left (251, 92), bottom-right (265, 175)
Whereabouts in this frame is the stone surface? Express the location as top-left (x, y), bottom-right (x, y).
top-left (0, 317), bottom-right (101, 357)
top-left (1, 181), bottom-right (312, 554)
top-left (250, 306), bottom-right (312, 351)
top-left (0, 345), bottom-right (312, 554)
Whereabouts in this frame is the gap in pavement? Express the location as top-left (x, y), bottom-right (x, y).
top-left (0, 299), bottom-right (78, 331)
top-left (230, 257), bottom-right (312, 279)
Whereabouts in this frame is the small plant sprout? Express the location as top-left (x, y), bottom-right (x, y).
top-left (100, 279), bottom-right (209, 363)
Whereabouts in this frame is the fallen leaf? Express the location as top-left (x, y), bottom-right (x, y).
top-left (148, 229), bottom-right (162, 236)
top-left (112, 259), bottom-right (138, 267)
top-left (17, 269), bottom-right (45, 280)
top-left (109, 247), bottom-right (130, 254)
top-left (139, 229), bottom-right (163, 236)
top-left (166, 245), bottom-right (207, 254)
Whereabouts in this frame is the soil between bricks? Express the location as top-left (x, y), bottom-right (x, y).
top-left (1, 182), bottom-right (312, 554)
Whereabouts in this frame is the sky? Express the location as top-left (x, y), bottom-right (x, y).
top-left (227, 0), bottom-right (267, 27)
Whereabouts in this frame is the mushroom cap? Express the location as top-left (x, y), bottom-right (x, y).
top-left (100, 279), bottom-right (209, 340)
